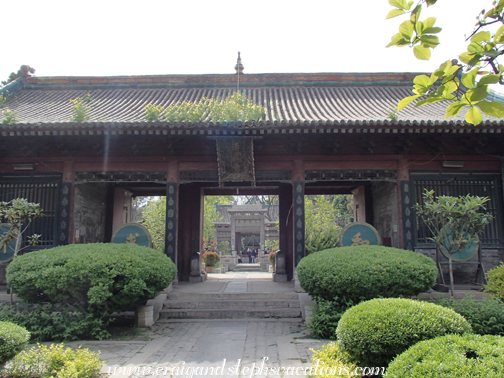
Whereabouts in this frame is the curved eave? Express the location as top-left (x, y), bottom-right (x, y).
top-left (2, 119), bottom-right (504, 138)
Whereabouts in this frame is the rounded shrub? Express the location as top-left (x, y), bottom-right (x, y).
top-left (0, 321), bottom-right (30, 367)
top-left (336, 298), bottom-right (472, 368)
top-left (3, 343), bottom-right (103, 378)
top-left (297, 246), bottom-right (437, 303)
top-left (309, 341), bottom-right (359, 378)
top-left (7, 243), bottom-right (177, 313)
top-left (202, 251), bottom-right (220, 267)
top-left (386, 334), bottom-right (504, 377)
top-left (485, 262), bottom-right (504, 301)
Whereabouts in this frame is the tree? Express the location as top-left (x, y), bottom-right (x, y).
top-left (1, 65), bottom-right (35, 86)
top-left (387, 0), bottom-right (504, 125)
top-left (414, 189), bottom-right (493, 296)
top-left (0, 198), bottom-right (43, 259)
top-left (140, 197), bottom-right (166, 251)
top-left (304, 195), bottom-right (341, 254)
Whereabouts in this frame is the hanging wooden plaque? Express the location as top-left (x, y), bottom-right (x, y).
top-left (215, 137), bottom-right (256, 186)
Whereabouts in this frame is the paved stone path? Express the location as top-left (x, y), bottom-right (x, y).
top-left (65, 272), bottom-right (328, 378)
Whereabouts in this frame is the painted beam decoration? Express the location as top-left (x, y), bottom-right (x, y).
top-left (111, 223), bottom-right (152, 248)
top-left (0, 224), bottom-right (16, 262)
top-left (340, 222), bottom-right (381, 247)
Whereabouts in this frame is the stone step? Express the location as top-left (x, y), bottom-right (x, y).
top-left (159, 307), bottom-right (302, 320)
top-left (167, 292), bottom-right (299, 301)
top-left (164, 299), bottom-right (301, 310)
top-left (232, 267), bottom-right (264, 272)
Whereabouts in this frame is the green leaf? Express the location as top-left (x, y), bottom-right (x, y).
top-left (413, 45), bottom-right (431, 60)
top-left (423, 26), bottom-right (442, 34)
top-left (386, 32), bottom-right (410, 47)
top-left (465, 107), bottom-right (483, 125)
top-left (445, 102), bottom-right (465, 119)
top-left (467, 86), bottom-right (488, 102)
top-left (471, 31), bottom-right (491, 44)
top-left (420, 35), bottom-right (440, 47)
top-left (386, 9), bottom-right (406, 18)
top-left (422, 17), bottom-right (436, 29)
top-left (397, 95), bottom-right (421, 110)
top-left (399, 20), bottom-right (414, 39)
top-left (410, 4), bottom-right (421, 23)
top-left (494, 25), bottom-right (504, 42)
top-left (425, 0), bottom-right (437, 5)
top-left (459, 51), bottom-right (477, 64)
top-left (443, 81), bottom-right (458, 96)
top-left (461, 68), bottom-right (479, 88)
top-left (478, 74), bottom-right (501, 85)
top-left (477, 101), bottom-right (504, 118)
top-left (389, 0), bottom-right (406, 9)
top-left (414, 75), bottom-right (431, 87)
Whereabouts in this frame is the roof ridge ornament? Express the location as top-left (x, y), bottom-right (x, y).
top-left (235, 51), bottom-right (244, 92)
top-left (235, 52), bottom-right (244, 75)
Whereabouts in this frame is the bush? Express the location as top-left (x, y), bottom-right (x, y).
top-left (308, 341), bottom-right (359, 378)
top-left (386, 334), bottom-right (504, 377)
top-left (307, 299), bottom-right (346, 340)
top-left (202, 251), bottom-right (220, 267)
top-left (0, 321), bottom-right (30, 368)
top-left (0, 302), bottom-right (110, 341)
top-left (336, 298), bottom-right (472, 368)
top-left (434, 295), bottom-right (504, 336)
top-left (7, 243), bottom-right (177, 314)
top-left (485, 263), bottom-right (504, 301)
top-left (297, 246), bottom-right (437, 303)
top-left (2, 343), bottom-right (102, 378)
top-left (268, 251), bottom-right (276, 266)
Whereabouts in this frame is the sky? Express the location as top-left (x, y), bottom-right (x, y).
top-left (0, 1), bottom-right (493, 79)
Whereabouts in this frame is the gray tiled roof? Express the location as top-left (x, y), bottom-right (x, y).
top-left (0, 73), bottom-right (502, 127)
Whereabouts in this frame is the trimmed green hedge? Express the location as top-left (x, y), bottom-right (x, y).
top-left (2, 343), bottom-right (103, 378)
top-left (336, 298), bottom-right (472, 368)
top-left (297, 246), bottom-right (437, 303)
top-left (386, 334), bottom-right (504, 377)
top-left (434, 295), bottom-right (504, 336)
top-left (485, 263), bottom-right (504, 301)
top-left (7, 243), bottom-right (177, 313)
top-left (0, 321), bottom-right (30, 368)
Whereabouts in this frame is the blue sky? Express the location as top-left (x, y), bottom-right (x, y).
top-left (0, 1), bottom-right (493, 79)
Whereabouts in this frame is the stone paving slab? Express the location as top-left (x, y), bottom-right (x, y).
top-left (67, 319), bottom-right (328, 378)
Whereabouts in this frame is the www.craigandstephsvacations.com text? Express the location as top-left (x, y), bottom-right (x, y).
top-left (107, 358), bottom-right (385, 377)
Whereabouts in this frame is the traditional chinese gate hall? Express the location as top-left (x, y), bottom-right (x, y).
top-left (1, 71), bottom-right (504, 283)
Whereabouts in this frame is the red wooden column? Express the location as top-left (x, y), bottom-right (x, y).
top-left (279, 183), bottom-right (294, 280)
top-left (165, 161), bottom-right (179, 266)
top-left (177, 183), bottom-right (202, 281)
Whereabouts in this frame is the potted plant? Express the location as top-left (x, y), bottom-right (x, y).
top-left (202, 251), bottom-right (220, 273)
top-left (268, 251), bottom-right (276, 272)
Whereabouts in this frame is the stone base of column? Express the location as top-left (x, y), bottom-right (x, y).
top-left (273, 273), bottom-right (288, 282)
top-left (135, 305), bottom-right (154, 328)
top-left (189, 273), bottom-right (207, 283)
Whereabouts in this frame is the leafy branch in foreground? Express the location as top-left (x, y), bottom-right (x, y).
top-left (144, 92), bottom-right (265, 122)
top-left (387, 0), bottom-right (504, 125)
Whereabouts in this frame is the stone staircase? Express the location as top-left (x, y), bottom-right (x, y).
top-left (160, 292), bottom-right (302, 320)
top-left (233, 263), bottom-right (263, 272)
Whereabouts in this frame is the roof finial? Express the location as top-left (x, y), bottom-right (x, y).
top-left (235, 52), bottom-right (244, 75)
